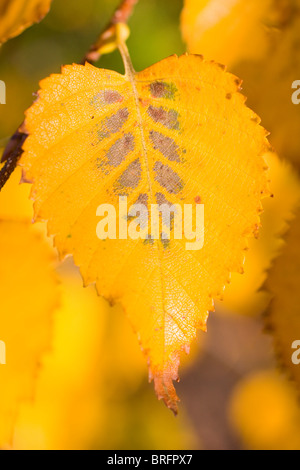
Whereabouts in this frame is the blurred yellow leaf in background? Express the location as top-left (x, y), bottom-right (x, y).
top-left (265, 207), bottom-right (300, 392)
top-left (219, 152), bottom-right (300, 316)
top-left (0, 220), bottom-right (58, 448)
top-left (230, 370), bottom-right (300, 450)
top-left (0, 165), bottom-right (32, 220)
top-left (181, 0), bottom-right (300, 168)
top-left (181, 0), bottom-right (274, 66)
top-left (0, 0), bottom-right (53, 46)
top-left (12, 267), bottom-right (197, 450)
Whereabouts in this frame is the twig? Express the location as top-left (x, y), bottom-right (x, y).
top-left (83, 0), bottom-right (139, 64)
top-left (0, 0), bottom-right (139, 192)
top-left (0, 130), bottom-right (27, 192)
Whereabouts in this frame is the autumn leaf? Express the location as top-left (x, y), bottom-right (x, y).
top-left (220, 152), bottom-right (300, 316)
top-left (0, 220), bottom-right (58, 448)
top-left (264, 207), bottom-right (300, 393)
top-left (181, 0), bottom-right (283, 67)
top-left (181, 0), bottom-right (300, 168)
top-left (19, 49), bottom-right (270, 413)
top-left (0, 0), bottom-right (52, 45)
top-left (230, 371), bottom-right (300, 450)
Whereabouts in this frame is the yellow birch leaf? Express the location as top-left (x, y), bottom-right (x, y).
top-left (181, 0), bottom-right (300, 168)
top-left (0, 220), bottom-right (58, 448)
top-left (265, 207), bottom-right (300, 392)
top-left (0, 0), bottom-right (52, 45)
top-left (19, 53), bottom-right (270, 413)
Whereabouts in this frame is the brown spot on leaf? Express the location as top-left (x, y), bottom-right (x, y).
top-left (156, 192), bottom-right (173, 207)
top-left (160, 235), bottom-right (170, 250)
top-left (95, 129), bottom-right (110, 142)
top-left (90, 90), bottom-right (123, 108)
top-left (106, 133), bottom-right (134, 166)
top-left (234, 78), bottom-right (243, 90)
top-left (139, 97), bottom-right (150, 107)
top-left (150, 81), bottom-right (177, 100)
top-left (154, 162), bottom-right (183, 194)
top-left (143, 237), bottom-right (154, 246)
top-left (136, 193), bottom-right (149, 206)
top-left (150, 130), bottom-right (180, 162)
top-left (226, 93), bottom-right (232, 100)
top-left (128, 194), bottom-right (149, 224)
top-left (91, 108), bottom-right (130, 145)
top-left (156, 192), bottom-right (175, 225)
top-left (251, 116), bottom-right (260, 124)
top-left (194, 195), bottom-right (202, 204)
top-left (118, 159), bottom-right (142, 189)
top-left (103, 90), bottom-right (123, 104)
top-left (148, 106), bottom-right (179, 130)
top-left (105, 108), bottom-right (129, 134)
top-left (150, 82), bottom-right (167, 98)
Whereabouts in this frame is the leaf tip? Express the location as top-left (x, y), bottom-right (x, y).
top-left (151, 371), bottom-right (180, 415)
top-left (149, 353), bottom-right (183, 415)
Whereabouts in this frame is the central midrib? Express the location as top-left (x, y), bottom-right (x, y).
top-left (122, 46), bottom-right (168, 370)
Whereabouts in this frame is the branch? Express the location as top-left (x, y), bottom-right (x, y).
top-left (110, 0), bottom-right (139, 24)
top-left (0, 130), bottom-right (27, 192)
top-left (83, 0), bottom-right (139, 64)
